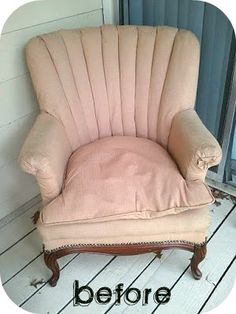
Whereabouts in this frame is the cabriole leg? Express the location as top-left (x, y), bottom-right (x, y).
top-left (191, 243), bottom-right (207, 280)
top-left (44, 252), bottom-right (60, 287)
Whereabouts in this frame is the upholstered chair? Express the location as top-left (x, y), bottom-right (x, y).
top-left (19, 25), bottom-right (222, 286)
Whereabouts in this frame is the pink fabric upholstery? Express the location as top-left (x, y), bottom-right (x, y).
top-left (41, 137), bottom-right (214, 225)
top-left (18, 113), bottom-right (72, 204)
top-left (19, 25), bottom-right (222, 249)
top-left (25, 25), bottom-right (199, 150)
top-left (37, 207), bottom-right (210, 250)
top-left (168, 109), bottom-right (222, 181)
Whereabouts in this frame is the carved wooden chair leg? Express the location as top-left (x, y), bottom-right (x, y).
top-left (190, 243), bottom-right (207, 280)
top-left (44, 252), bottom-right (60, 287)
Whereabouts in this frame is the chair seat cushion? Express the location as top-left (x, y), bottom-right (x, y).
top-left (41, 136), bottom-right (214, 225)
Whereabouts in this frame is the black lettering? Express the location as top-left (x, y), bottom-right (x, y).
top-left (154, 287), bottom-right (171, 304)
top-left (142, 288), bottom-right (152, 305)
top-left (73, 280), bottom-right (94, 306)
top-left (124, 288), bottom-right (141, 305)
top-left (114, 283), bottom-right (124, 305)
top-left (95, 287), bottom-right (112, 304)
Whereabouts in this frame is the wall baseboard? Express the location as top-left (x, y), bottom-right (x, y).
top-left (0, 194), bottom-right (41, 229)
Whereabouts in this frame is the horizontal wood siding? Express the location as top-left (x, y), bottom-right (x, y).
top-left (0, 9), bottom-right (103, 82)
top-left (2, 0), bottom-right (102, 33)
top-left (0, 0), bottom-right (105, 219)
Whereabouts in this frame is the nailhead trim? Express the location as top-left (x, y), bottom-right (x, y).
top-left (44, 239), bottom-right (207, 253)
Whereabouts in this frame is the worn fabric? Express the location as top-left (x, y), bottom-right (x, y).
top-left (18, 113), bottom-right (72, 204)
top-left (25, 25), bottom-right (199, 149)
top-left (168, 109), bottom-right (222, 181)
top-left (37, 206), bottom-right (210, 250)
top-left (40, 136), bottom-right (214, 224)
top-left (19, 25), bottom-right (222, 249)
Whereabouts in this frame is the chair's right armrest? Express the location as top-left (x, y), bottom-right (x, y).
top-left (18, 112), bottom-right (72, 204)
top-left (168, 109), bottom-right (222, 181)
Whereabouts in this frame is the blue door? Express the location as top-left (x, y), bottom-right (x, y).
top-left (119, 0), bottom-right (236, 184)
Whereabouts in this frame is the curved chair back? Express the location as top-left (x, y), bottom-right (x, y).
top-left (26, 25), bottom-right (200, 150)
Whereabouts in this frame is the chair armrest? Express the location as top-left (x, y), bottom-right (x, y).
top-left (167, 109), bottom-right (222, 181)
top-left (18, 112), bottom-right (72, 204)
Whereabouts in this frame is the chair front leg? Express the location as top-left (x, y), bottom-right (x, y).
top-left (191, 243), bottom-right (207, 280)
top-left (44, 251), bottom-right (60, 287)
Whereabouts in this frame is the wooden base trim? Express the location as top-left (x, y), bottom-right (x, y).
top-left (44, 239), bottom-right (206, 253)
top-left (43, 241), bottom-right (207, 287)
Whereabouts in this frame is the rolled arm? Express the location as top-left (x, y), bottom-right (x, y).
top-left (168, 109), bottom-right (222, 181)
top-left (18, 112), bottom-right (72, 204)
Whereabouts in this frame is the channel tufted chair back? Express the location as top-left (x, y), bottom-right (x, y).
top-left (26, 25), bottom-right (199, 150)
top-left (19, 25), bottom-right (222, 286)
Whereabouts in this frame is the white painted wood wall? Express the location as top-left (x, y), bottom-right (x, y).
top-left (0, 0), bottom-right (117, 220)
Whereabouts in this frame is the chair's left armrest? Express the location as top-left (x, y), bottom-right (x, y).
top-left (18, 112), bottom-right (72, 204)
top-left (167, 109), bottom-right (222, 181)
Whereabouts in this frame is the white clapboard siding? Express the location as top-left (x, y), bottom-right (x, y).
top-left (0, 184), bottom-right (39, 221)
top-left (0, 111), bottom-right (38, 168)
top-left (0, 74), bottom-right (38, 127)
top-left (2, 0), bottom-right (102, 34)
top-left (0, 9), bottom-right (103, 83)
top-left (0, 2), bottom-right (104, 219)
top-left (0, 159), bottom-right (38, 203)
top-left (95, 199), bottom-right (234, 313)
top-left (0, 160), bottom-right (39, 220)
top-left (203, 257), bottom-right (236, 312)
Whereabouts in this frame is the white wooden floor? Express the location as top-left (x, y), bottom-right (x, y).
top-left (0, 190), bottom-right (235, 314)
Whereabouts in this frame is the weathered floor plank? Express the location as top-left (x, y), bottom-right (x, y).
top-left (109, 201), bottom-right (236, 314)
top-left (201, 255), bottom-right (236, 313)
top-left (148, 206), bottom-right (236, 314)
top-left (59, 200), bottom-right (235, 313)
top-left (60, 251), bottom-right (172, 313)
top-left (89, 199), bottom-right (234, 313)
top-left (22, 254), bottom-right (116, 313)
top-left (0, 198), bottom-right (40, 256)
top-left (1, 196), bottom-right (235, 314)
top-left (0, 230), bottom-right (42, 284)
top-left (4, 253), bottom-right (77, 306)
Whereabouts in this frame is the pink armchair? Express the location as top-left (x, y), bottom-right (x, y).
top-left (19, 25), bottom-right (222, 286)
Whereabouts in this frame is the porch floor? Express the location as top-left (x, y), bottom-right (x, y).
top-left (0, 190), bottom-right (235, 313)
